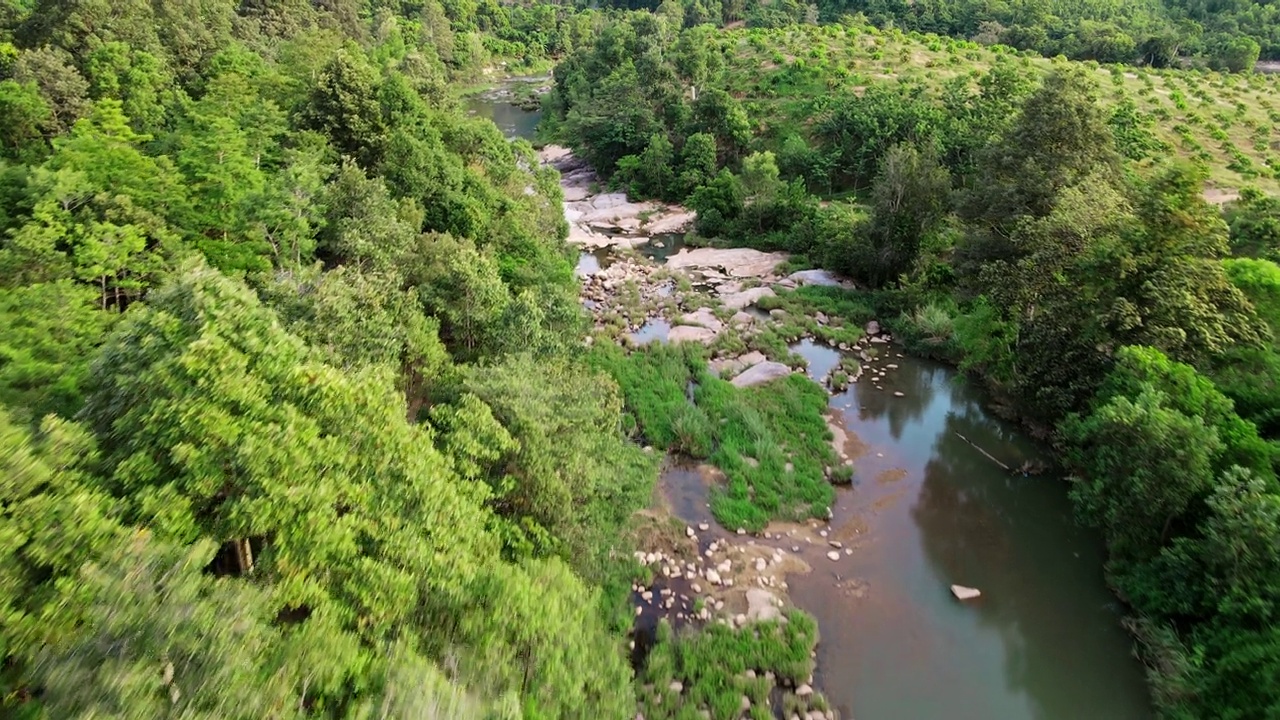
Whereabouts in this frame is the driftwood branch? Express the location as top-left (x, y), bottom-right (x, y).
top-left (954, 431), bottom-right (1013, 472)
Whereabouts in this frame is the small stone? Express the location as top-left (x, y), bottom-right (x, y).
top-left (792, 546), bottom-right (800, 552)
top-left (827, 550), bottom-right (841, 561)
top-left (635, 605), bottom-right (643, 616)
top-left (828, 540), bottom-right (842, 549)
top-left (686, 526), bottom-right (696, 537)
top-left (744, 669), bottom-right (757, 679)
top-left (706, 569), bottom-right (722, 585)
top-left (819, 530), bottom-right (828, 538)
top-left (755, 558), bottom-right (767, 572)
top-left (894, 391), bottom-right (905, 397)
top-left (796, 683), bottom-right (814, 696)
top-left (734, 613), bottom-right (747, 626)
top-left (845, 548), bottom-right (853, 555)
top-left (951, 584), bottom-right (982, 600)
top-left (691, 583), bottom-right (702, 594)
top-left (669, 680), bottom-right (683, 694)
top-left (737, 528), bottom-right (746, 535)
top-left (698, 522), bottom-right (710, 531)
top-left (641, 591), bottom-right (653, 601)
top-left (740, 696), bottom-right (752, 713)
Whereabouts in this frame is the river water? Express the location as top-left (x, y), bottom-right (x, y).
top-left (469, 90), bottom-right (1153, 720)
top-left (790, 342), bottom-right (1152, 720)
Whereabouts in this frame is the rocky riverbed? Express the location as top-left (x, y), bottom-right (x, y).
top-left (538, 146), bottom-right (913, 720)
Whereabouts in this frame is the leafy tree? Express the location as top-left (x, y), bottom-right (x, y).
top-left (79, 262), bottom-right (498, 637)
top-left (0, 79), bottom-right (50, 161)
top-left (456, 559), bottom-right (632, 720)
top-left (853, 142), bottom-right (950, 287)
top-left (0, 281), bottom-right (114, 424)
top-left (11, 46), bottom-right (88, 134)
top-left (1, 99), bottom-right (186, 305)
top-left (300, 48), bottom-right (387, 168)
top-left (1063, 385), bottom-right (1221, 566)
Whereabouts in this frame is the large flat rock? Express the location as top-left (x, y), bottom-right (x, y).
top-left (719, 286), bottom-right (775, 310)
top-left (666, 248), bottom-right (789, 278)
top-left (680, 308), bottom-right (724, 333)
top-left (645, 208), bottom-right (697, 234)
top-left (731, 361), bottom-right (792, 387)
top-left (668, 325), bottom-right (718, 345)
top-left (787, 269), bottom-right (844, 287)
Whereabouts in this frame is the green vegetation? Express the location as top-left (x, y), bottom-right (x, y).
top-left (590, 342), bottom-right (838, 530)
top-left (0, 3), bottom-right (665, 718)
top-left (638, 612), bottom-right (825, 720)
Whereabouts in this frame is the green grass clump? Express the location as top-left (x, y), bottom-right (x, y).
top-left (638, 611), bottom-right (826, 720)
top-left (698, 372), bottom-right (836, 530)
top-left (589, 342), bottom-right (837, 530)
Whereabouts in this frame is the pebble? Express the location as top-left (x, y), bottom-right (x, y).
top-left (827, 550), bottom-right (841, 561)
top-left (829, 540), bottom-right (842, 549)
top-left (698, 522), bottom-right (709, 531)
top-left (796, 683), bottom-right (813, 696)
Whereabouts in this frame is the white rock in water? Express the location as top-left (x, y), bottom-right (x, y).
top-left (826, 551), bottom-right (841, 561)
top-left (951, 584), bottom-right (982, 600)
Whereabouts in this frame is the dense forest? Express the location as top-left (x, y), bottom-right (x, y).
top-left (546, 11), bottom-right (1280, 719)
top-left (0, 1), bottom-right (663, 718)
top-left (4, 0), bottom-right (1280, 719)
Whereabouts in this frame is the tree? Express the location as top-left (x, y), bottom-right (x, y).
top-left (79, 262), bottom-right (498, 635)
top-left (0, 281), bottom-right (115, 424)
top-left (0, 79), bottom-right (50, 161)
top-left (1063, 386), bottom-right (1222, 566)
top-left (1215, 35), bottom-right (1261, 73)
top-left (11, 47), bottom-right (89, 134)
top-left (2, 100), bottom-right (187, 306)
top-left (456, 559), bottom-right (633, 720)
top-left (856, 142), bottom-right (951, 287)
top-left (300, 48), bottom-right (387, 167)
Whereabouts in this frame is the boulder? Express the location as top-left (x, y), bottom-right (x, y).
top-left (951, 584), bottom-right (982, 601)
top-left (680, 307), bottom-right (724, 332)
top-left (666, 247), bottom-right (789, 278)
top-left (644, 209), bottom-right (697, 234)
top-left (719, 286), bottom-right (776, 310)
top-left (668, 325), bottom-right (718, 345)
top-left (787, 269), bottom-right (842, 287)
top-left (730, 311), bottom-right (757, 326)
top-left (731, 361), bottom-right (792, 388)
top-left (745, 588), bottom-right (781, 622)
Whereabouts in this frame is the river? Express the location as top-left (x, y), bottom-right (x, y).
top-left (470, 90), bottom-right (1153, 720)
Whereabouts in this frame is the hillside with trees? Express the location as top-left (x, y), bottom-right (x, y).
top-left (0, 2), bottom-right (656, 718)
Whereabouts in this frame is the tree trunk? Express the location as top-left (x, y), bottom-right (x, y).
top-left (234, 538), bottom-right (255, 575)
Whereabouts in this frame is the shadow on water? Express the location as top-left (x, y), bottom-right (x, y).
top-left (636, 232), bottom-right (688, 263)
top-left (786, 350), bottom-right (1152, 720)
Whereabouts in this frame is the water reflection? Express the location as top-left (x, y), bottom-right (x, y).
top-left (803, 351), bottom-right (1151, 720)
top-left (465, 96), bottom-right (542, 141)
top-left (629, 318), bottom-right (671, 345)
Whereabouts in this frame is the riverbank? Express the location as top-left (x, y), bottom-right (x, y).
top-left (531, 140), bottom-right (1152, 720)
